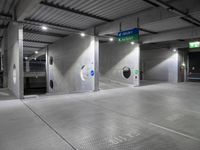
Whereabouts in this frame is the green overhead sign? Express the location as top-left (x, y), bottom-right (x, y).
top-left (189, 41), bottom-right (200, 49)
top-left (118, 28), bottom-right (139, 42)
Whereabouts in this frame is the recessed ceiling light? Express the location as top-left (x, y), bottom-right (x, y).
top-left (41, 26), bottom-right (48, 31)
top-left (182, 63), bottom-right (186, 67)
top-left (35, 51), bottom-right (38, 54)
top-left (130, 41), bottom-right (135, 45)
top-left (109, 37), bottom-right (114, 42)
top-left (80, 32), bottom-right (86, 37)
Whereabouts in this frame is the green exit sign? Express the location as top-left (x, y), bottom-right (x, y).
top-left (189, 41), bottom-right (200, 49)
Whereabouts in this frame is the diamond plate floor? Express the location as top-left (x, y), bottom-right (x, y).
top-left (1, 82), bottom-right (200, 149)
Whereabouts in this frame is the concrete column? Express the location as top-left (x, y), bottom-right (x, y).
top-left (7, 22), bottom-right (24, 99)
top-left (168, 50), bottom-right (179, 83)
top-left (94, 37), bottom-right (99, 91)
top-left (25, 60), bottom-right (30, 72)
top-left (45, 46), bottom-right (50, 93)
top-left (133, 44), bottom-right (140, 87)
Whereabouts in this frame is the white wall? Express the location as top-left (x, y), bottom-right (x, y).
top-left (141, 48), bottom-right (178, 83)
top-left (47, 34), bottom-right (98, 93)
top-left (100, 42), bottom-right (140, 86)
top-left (7, 22), bottom-right (24, 98)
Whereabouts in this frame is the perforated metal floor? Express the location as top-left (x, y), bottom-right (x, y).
top-left (1, 82), bottom-right (200, 149)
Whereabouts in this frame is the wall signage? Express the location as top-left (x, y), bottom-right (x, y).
top-left (189, 41), bottom-right (200, 49)
top-left (134, 70), bottom-right (139, 75)
top-left (90, 70), bottom-right (95, 76)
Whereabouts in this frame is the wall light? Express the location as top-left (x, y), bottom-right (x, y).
top-left (109, 37), bottom-right (114, 42)
top-left (35, 51), bottom-right (38, 54)
top-left (80, 32), bottom-right (86, 37)
top-left (41, 25), bottom-right (48, 31)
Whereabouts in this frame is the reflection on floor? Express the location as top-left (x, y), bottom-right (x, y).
top-left (24, 87), bottom-right (46, 95)
top-left (0, 88), bottom-right (16, 100)
top-left (140, 80), bottom-right (168, 86)
top-left (1, 82), bottom-right (200, 149)
top-left (100, 79), bottom-right (129, 90)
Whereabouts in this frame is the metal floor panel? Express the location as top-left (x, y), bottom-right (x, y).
top-left (0, 100), bottom-right (74, 150)
top-left (1, 82), bottom-right (200, 149)
top-left (23, 82), bottom-right (200, 150)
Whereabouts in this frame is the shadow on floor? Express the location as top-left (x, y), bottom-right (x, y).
top-left (140, 80), bottom-right (168, 87)
top-left (99, 79), bottom-right (129, 90)
top-left (0, 88), bottom-right (16, 101)
top-left (24, 87), bottom-right (46, 95)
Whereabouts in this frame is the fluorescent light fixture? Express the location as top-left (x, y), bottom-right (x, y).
top-left (35, 51), bottom-right (38, 54)
top-left (130, 41), bottom-right (135, 45)
top-left (80, 32), bottom-right (86, 37)
top-left (109, 37), bottom-right (114, 42)
top-left (41, 26), bottom-right (48, 31)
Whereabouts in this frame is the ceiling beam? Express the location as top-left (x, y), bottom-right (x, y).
top-left (40, 1), bottom-right (113, 22)
top-left (95, 0), bottom-right (200, 35)
top-left (0, 13), bottom-right (12, 18)
top-left (24, 46), bottom-right (44, 49)
top-left (24, 29), bottom-right (67, 37)
top-left (142, 0), bottom-right (159, 7)
top-left (23, 39), bottom-right (53, 44)
top-left (28, 48), bottom-right (46, 61)
top-left (145, 0), bottom-right (200, 26)
top-left (0, 24), bottom-right (8, 29)
top-left (141, 26), bottom-right (200, 44)
top-left (24, 18), bottom-right (83, 31)
top-left (181, 17), bottom-right (200, 27)
top-left (16, 0), bottom-right (41, 21)
top-left (95, 7), bottom-right (175, 35)
top-left (138, 28), bottom-right (158, 34)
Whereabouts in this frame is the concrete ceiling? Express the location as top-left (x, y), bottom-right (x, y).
top-left (0, 0), bottom-right (200, 57)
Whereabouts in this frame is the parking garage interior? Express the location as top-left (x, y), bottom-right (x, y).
top-left (1, 0), bottom-right (200, 149)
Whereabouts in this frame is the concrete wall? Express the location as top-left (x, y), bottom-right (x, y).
top-left (141, 48), bottom-right (178, 82)
top-left (47, 34), bottom-right (98, 93)
top-left (1, 31), bottom-right (8, 88)
top-left (7, 22), bottom-right (23, 98)
top-left (100, 42), bottom-right (140, 86)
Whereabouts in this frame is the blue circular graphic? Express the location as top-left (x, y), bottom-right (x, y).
top-left (90, 70), bottom-right (95, 76)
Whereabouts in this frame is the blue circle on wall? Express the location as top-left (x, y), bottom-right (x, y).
top-left (90, 70), bottom-right (95, 76)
